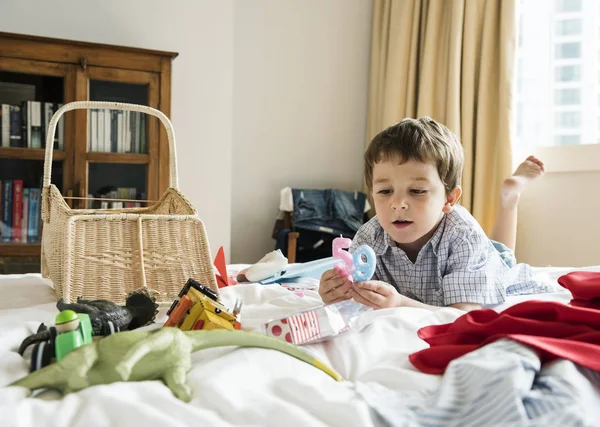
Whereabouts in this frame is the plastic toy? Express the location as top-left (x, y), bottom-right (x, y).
top-left (54, 310), bottom-right (93, 361)
top-left (332, 236), bottom-right (376, 282)
top-left (214, 246), bottom-right (237, 288)
top-left (23, 309), bottom-right (97, 372)
top-left (164, 278), bottom-right (242, 330)
top-left (258, 256), bottom-right (340, 284)
top-left (19, 289), bottom-right (159, 358)
top-left (263, 299), bottom-right (371, 345)
top-left (9, 327), bottom-right (342, 402)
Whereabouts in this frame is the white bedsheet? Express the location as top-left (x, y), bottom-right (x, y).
top-left (0, 265), bottom-right (593, 427)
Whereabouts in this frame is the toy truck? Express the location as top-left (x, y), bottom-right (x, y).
top-left (163, 278), bottom-right (242, 330)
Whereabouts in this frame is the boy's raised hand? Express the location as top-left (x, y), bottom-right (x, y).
top-left (350, 280), bottom-right (403, 309)
top-left (319, 268), bottom-right (352, 304)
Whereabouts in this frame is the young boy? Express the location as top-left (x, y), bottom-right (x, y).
top-left (319, 117), bottom-right (551, 312)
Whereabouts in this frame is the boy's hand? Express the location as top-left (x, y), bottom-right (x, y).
top-left (350, 280), bottom-right (403, 309)
top-left (319, 268), bottom-right (352, 304)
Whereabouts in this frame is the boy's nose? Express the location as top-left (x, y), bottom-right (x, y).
top-left (392, 198), bottom-right (408, 210)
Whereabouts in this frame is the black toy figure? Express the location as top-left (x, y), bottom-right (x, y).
top-left (18, 289), bottom-right (159, 356)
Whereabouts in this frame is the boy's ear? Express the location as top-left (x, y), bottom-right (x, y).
top-left (442, 186), bottom-right (462, 213)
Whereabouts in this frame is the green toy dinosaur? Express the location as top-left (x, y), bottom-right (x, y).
top-left (10, 327), bottom-right (342, 402)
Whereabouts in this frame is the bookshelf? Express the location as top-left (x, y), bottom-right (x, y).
top-left (0, 32), bottom-right (177, 274)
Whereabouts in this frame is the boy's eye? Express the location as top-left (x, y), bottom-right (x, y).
top-left (377, 189), bottom-right (392, 195)
top-left (410, 189), bottom-right (427, 195)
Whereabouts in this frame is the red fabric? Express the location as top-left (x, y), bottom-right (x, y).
top-left (409, 299), bottom-right (600, 374)
top-left (558, 271), bottom-right (600, 309)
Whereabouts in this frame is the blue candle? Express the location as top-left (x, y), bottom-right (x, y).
top-left (351, 245), bottom-right (376, 282)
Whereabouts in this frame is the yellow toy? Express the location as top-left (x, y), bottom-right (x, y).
top-left (164, 278), bottom-right (242, 330)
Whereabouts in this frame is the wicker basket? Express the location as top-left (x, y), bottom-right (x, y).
top-left (40, 101), bottom-right (218, 305)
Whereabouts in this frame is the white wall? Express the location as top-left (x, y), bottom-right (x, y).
top-left (231, 0), bottom-right (373, 263)
top-left (515, 146), bottom-right (600, 267)
top-left (0, 0), bottom-right (234, 257)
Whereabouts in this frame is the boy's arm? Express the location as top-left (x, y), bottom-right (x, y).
top-left (449, 302), bottom-right (481, 311)
top-left (401, 297), bottom-right (480, 312)
top-left (349, 280), bottom-right (481, 312)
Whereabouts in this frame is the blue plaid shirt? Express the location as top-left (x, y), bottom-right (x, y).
top-left (349, 205), bottom-right (552, 306)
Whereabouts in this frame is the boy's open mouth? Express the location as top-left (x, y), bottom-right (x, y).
top-left (393, 220), bottom-right (413, 228)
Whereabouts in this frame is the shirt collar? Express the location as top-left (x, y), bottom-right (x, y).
top-left (427, 215), bottom-right (447, 256)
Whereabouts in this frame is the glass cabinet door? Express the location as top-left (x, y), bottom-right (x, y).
top-left (0, 58), bottom-right (74, 268)
top-left (73, 67), bottom-right (159, 209)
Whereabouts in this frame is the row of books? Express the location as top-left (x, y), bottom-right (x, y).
top-left (87, 187), bottom-right (146, 209)
top-left (0, 101), bottom-right (65, 150)
top-left (88, 110), bottom-right (147, 154)
top-left (0, 180), bottom-right (41, 244)
top-left (0, 182), bottom-right (146, 244)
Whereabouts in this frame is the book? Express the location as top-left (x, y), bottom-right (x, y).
top-left (1, 180), bottom-right (13, 242)
top-left (21, 101), bottom-right (28, 148)
top-left (9, 105), bottom-right (21, 147)
top-left (12, 180), bottom-right (23, 243)
top-left (21, 188), bottom-right (29, 243)
top-left (28, 188), bottom-right (40, 243)
top-left (1, 104), bottom-right (9, 147)
top-left (29, 101), bottom-right (42, 149)
top-left (57, 103), bottom-right (64, 150)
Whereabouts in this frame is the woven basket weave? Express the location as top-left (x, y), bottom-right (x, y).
top-left (41, 101), bottom-right (218, 305)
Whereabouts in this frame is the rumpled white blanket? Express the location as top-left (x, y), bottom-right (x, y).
top-left (0, 265), bottom-right (588, 427)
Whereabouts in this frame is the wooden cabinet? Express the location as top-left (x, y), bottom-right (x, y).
top-left (0, 32), bottom-right (177, 273)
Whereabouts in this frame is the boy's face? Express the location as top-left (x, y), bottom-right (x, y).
top-left (371, 156), bottom-right (461, 255)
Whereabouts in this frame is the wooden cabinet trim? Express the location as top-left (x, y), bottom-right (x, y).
top-left (0, 32), bottom-right (178, 73)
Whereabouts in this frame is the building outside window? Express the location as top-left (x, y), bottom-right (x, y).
top-left (515, 0), bottom-right (599, 149)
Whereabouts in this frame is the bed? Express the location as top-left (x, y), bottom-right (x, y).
top-left (0, 264), bottom-right (598, 426)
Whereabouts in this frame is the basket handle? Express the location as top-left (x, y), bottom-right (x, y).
top-left (43, 101), bottom-right (179, 190)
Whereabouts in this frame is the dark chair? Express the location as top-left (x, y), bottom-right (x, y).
top-left (273, 188), bottom-right (369, 263)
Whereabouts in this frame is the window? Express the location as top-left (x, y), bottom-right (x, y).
top-left (555, 88), bottom-right (580, 105)
top-left (555, 111), bottom-right (581, 128)
top-left (555, 42), bottom-right (581, 59)
top-left (556, 19), bottom-right (582, 35)
top-left (555, 0), bottom-right (581, 13)
top-left (555, 65), bottom-right (580, 81)
top-left (516, 0), bottom-right (597, 149)
top-left (554, 134), bottom-right (580, 145)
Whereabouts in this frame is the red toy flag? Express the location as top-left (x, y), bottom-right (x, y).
top-left (214, 246), bottom-right (236, 288)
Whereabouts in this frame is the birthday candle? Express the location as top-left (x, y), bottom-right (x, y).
top-left (351, 245), bottom-right (376, 282)
top-left (332, 236), bottom-right (376, 282)
top-left (332, 236), bottom-right (353, 279)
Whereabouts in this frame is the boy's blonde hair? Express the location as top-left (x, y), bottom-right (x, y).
top-left (364, 117), bottom-right (464, 194)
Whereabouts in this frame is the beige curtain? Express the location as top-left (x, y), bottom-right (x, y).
top-left (366, 0), bottom-right (517, 234)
